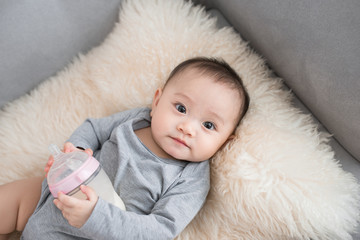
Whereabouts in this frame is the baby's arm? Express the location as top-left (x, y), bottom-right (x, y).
top-left (53, 185), bottom-right (98, 228)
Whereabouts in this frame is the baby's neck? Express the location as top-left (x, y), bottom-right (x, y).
top-left (134, 127), bottom-right (175, 160)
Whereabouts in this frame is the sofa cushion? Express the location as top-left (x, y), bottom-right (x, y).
top-left (196, 0), bottom-right (360, 161)
top-left (207, 6), bottom-right (360, 181)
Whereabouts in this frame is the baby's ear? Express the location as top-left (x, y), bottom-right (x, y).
top-left (227, 134), bottom-right (236, 141)
top-left (220, 134), bottom-right (236, 150)
top-left (150, 88), bottom-right (163, 117)
top-left (226, 134), bottom-right (236, 145)
top-left (151, 88), bottom-right (163, 111)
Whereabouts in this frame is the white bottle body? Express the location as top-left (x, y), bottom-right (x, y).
top-left (70, 167), bottom-right (126, 210)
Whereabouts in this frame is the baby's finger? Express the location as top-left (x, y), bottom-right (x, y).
top-left (45, 157), bottom-right (54, 167)
top-left (45, 167), bottom-right (50, 176)
top-left (80, 185), bottom-right (98, 202)
top-left (53, 199), bottom-right (63, 211)
top-left (48, 157), bottom-right (54, 165)
top-left (45, 157), bottom-right (54, 176)
top-left (57, 192), bottom-right (79, 208)
top-left (63, 142), bottom-right (76, 153)
top-left (84, 148), bottom-right (93, 156)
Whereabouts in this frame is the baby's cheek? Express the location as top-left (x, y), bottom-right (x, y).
top-left (197, 140), bottom-right (218, 160)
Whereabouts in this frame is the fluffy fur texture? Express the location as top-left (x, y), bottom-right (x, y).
top-left (1, 0), bottom-right (359, 239)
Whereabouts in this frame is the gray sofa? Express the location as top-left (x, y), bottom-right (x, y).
top-left (196, 0), bottom-right (360, 238)
top-left (1, 0), bottom-right (359, 238)
top-left (194, 0), bottom-right (360, 178)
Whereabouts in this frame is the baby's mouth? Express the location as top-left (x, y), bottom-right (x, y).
top-left (171, 137), bottom-right (189, 148)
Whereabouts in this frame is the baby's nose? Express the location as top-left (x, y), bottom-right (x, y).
top-left (177, 120), bottom-right (196, 137)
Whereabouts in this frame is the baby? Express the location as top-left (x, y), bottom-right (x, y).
top-left (0, 57), bottom-right (249, 239)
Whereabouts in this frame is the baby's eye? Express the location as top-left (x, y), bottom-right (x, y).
top-left (203, 121), bottom-right (215, 130)
top-left (175, 104), bottom-right (186, 114)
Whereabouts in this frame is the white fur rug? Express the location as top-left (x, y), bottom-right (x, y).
top-left (1, 0), bottom-right (359, 239)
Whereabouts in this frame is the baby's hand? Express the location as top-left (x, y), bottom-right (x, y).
top-left (53, 185), bottom-right (98, 228)
top-left (63, 142), bottom-right (94, 156)
top-left (44, 155), bottom-right (54, 177)
top-left (44, 142), bottom-right (93, 176)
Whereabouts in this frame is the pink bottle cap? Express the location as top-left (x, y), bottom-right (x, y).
top-left (48, 155), bottom-right (99, 198)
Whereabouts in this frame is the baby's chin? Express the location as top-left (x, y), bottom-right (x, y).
top-left (178, 156), bottom-right (208, 163)
top-left (164, 146), bottom-right (209, 162)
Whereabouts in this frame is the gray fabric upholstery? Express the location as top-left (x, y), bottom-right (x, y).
top-left (196, 0), bottom-right (360, 162)
top-left (204, 5), bottom-right (360, 238)
top-left (208, 7), bottom-right (360, 179)
top-left (0, 0), bottom-right (123, 109)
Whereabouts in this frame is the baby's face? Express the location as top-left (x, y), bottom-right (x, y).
top-left (150, 68), bottom-right (242, 162)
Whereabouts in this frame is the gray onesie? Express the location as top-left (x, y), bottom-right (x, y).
top-left (22, 107), bottom-right (210, 240)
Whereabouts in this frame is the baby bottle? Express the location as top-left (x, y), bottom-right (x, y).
top-left (47, 144), bottom-right (125, 210)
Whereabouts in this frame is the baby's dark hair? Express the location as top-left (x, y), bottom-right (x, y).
top-left (165, 57), bottom-right (250, 125)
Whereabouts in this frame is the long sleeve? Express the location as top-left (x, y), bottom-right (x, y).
top-left (79, 162), bottom-right (210, 240)
top-left (67, 108), bottom-right (147, 151)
